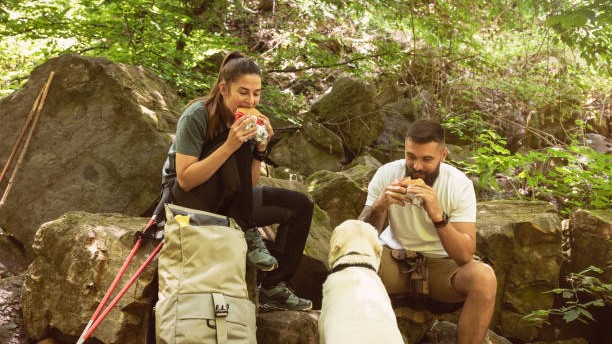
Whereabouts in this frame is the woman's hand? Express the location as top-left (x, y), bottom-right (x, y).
top-left (227, 114), bottom-right (257, 152)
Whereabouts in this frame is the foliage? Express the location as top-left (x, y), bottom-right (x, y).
top-left (452, 115), bottom-right (611, 215)
top-left (0, 0), bottom-right (242, 98)
top-left (0, 0), bottom-right (609, 215)
top-left (522, 265), bottom-right (612, 325)
top-left (544, 0), bottom-right (611, 68)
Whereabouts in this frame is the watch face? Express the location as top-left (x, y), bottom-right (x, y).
top-left (434, 212), bottom-right (448, 228)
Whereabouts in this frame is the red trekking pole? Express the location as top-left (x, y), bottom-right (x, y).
top-left (76, 188), bottom-right (170, 344)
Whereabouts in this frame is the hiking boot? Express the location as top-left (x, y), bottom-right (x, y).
top-left (244, 227), bottom-right (278, 271)
top-left (259, 282), bottom-right (313, 311)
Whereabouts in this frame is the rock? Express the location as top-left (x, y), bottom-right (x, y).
top-left (584, 133), bottom-right (612, 154)
top-left (256, 310), bottom-right (319, 344)
top-left (301, 114), bottom-right (344, 155)
top-left (375, 98), bottom-right (421, 147)
top-left (0, 232), bottom-right (27, 278)
top-left (421, 320), bottom-right (512, 344)
top-left (477, 200), bottom-right (563, 341)
top-left (395, 306), bottom-right (431, 344)
top-left (21, 212), bottom-right (157, 343)
top-left (311, 77), bottom-right (384, 158)
top-left (567, 209), bottom-right (611, 283)
top-left (0, 54), bottom-right (181, 260)
top-left (268, 130), bottom-right (343, 177)
top-left (305, 161), bottom-right (379, 228)
top-left (0, 275), bottom-right (27, 344)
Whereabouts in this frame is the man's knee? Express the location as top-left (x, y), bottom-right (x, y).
top-left (455, 261), bottom-right (497, 299)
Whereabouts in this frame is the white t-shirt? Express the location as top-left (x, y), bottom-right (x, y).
top-left (365, 159), bottom-right (476, 257)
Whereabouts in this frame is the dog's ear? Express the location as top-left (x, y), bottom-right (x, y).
top-left (374, 242), bottom-right (383, 258)
top-left (328, 243), bottom-right (342, 266)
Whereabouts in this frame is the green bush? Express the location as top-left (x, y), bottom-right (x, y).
top-left (523, 265), bottom-right (612, 325)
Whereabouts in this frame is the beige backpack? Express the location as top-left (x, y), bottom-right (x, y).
top-left (155, 204), bottom-right (256, 344)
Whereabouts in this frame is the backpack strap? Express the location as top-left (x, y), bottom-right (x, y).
top-left (212, 292), bottom-right (229, 344)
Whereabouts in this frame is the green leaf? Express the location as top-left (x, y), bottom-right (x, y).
top-left (563, 309), bottom-right (581, 323)
top-left (579, 307), bottom-right (594, 321)
top-left (545, 15), bottom-right (562, 27)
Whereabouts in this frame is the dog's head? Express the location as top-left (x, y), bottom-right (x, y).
top-left (328, 219), bottom-right (383, 271)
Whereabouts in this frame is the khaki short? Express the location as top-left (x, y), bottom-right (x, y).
top-left (378, 246), bottom-right (473, 303)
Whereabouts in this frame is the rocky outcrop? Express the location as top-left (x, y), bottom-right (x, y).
top-left (422, 320), bottom-right (513, 344)
top-left (268, 129), bottom-right (344, 177)
top-left (311, 77), bottom-right (384, 160)
top-left (0, 54), bottom-right (181, 260)
top-left (256, 311), bottom-right (319, 344)
top-left (21, 212), bottom-right (157, 343)
top-left (13, 193), bottom-right (607, 344)
top-left (305, 157), bottom-right (380, 228)
top-left (567, 210), bottom-right (611, 283)
top-left (375, 98), bottom-right (422, 147)
top-left (4, 54), bottom-right (609, 344)
top-left (477, 201), bottom-right (563, 342)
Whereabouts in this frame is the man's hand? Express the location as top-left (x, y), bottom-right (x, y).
top-left (401, 179), bottom-right (444, 223)
top-left (375, 178), bottom-right (420, 209)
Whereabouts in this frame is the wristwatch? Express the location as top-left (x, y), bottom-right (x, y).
top-left (433, 212), bottom-right (449, 229)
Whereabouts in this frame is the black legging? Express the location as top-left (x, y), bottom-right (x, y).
top-left (253, 185), bottom-right (313, 288)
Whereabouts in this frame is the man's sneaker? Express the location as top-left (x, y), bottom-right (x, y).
top-left (259, 282), bottom-right (313, 311)
top-left (244, 227), bottom-right (278, 271)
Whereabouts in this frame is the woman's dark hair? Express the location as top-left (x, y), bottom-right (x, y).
top-left (405, 119), bottom-right (446, 145)
top-left (187, 51), bottom-right (262, 140)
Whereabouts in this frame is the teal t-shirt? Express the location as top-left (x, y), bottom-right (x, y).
top-left (162, 101), bottom-right (209, 185)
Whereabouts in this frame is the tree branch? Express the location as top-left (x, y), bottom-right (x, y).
top-left (266, 53), bottom-right (386, 73)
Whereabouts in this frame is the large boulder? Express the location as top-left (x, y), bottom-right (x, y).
top-left (477, 200), bottom-right (563, 342)
top-left (567, 209), bottom-right (611, 283)
top-left (0, 54), bottom-right (181, 259)
top-left (21, 211), bottom-right (157, 344)
top-left (256, 310), bottom-right (319, 344)
top-left (310, 77), bottom-right (384, 159)
top-left (305, 157), bottom-right (380, 228)
top-left (375, 97), bottom-right (421, 147)
top-left (268, 130), bottom-right (343, 178)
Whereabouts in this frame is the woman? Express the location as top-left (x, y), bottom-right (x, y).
top-left (161, 51), bottom-right (313, 311)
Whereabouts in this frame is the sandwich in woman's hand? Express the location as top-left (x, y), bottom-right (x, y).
top-left (234, 107), bottom-right (268, 144)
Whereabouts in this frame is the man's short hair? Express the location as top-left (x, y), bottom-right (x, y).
top-left (405, 119), bottom-right (445, 145)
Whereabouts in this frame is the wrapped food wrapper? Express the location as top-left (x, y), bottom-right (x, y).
top-left (404, 192), bottom-right (423, 207)
top-left (234, 110), bottom-right (269, 145)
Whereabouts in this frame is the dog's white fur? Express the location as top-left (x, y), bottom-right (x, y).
top-left (319, 219), bottom-right (404, 344)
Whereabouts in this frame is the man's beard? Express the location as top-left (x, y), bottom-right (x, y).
top-left (406, 162), bottom-right (441, 187)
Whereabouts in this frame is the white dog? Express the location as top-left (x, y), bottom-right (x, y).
top-left (319, 219), bottom-right (404, 344)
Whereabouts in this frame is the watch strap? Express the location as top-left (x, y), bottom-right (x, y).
top-left (253, 147), bottom-right (270, 161)
top-left (433, 212), bottom-right (449, 229)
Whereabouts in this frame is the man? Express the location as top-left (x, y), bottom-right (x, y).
top-left (359, 119), bottom-right (497, 344)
